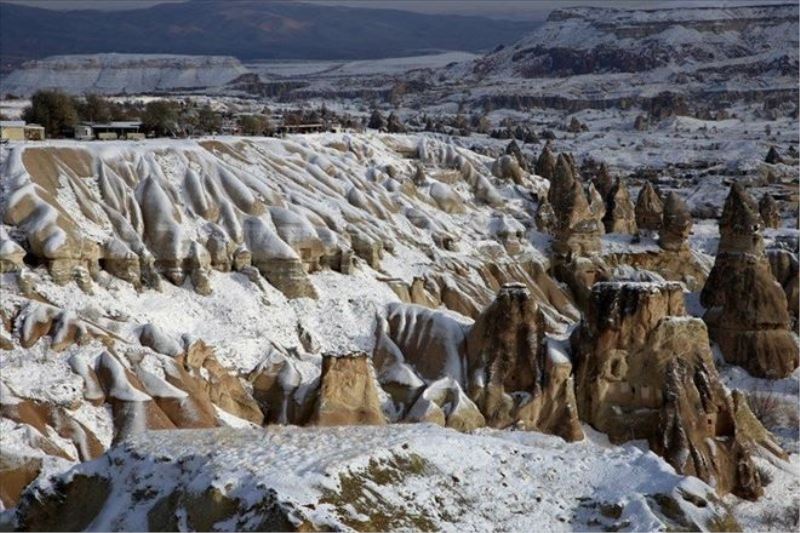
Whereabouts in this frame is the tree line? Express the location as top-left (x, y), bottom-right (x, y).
top-left (18, 90), bottom-right (274, 138)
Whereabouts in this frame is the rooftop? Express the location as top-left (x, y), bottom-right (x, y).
top-left (79, 121), bottom-right (143, 128)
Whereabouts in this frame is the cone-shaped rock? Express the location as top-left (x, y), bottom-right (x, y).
top-left (593, 162), bottom-right (614, 200)
top-left (765, 146), bottom-right (783, 164)
top-left (546, 154), bottom-right (603, 255)
top-left (759, 193), bottom-right (780, 229)
top-left (535, 145), bottom-right (556, 180)
top-left (535, 199), bottom-right (556, 233)
top-left (701, 183), bottom-right (798, 378)
top-left (505, 139), bottom-right (528, 171)
top-left (548, 153), bottom-right (576, 208)
top-left (635, 182), bottom-right (663, 234)
top-left (603, 178), bottom-right (637, 234)
top-left (659, 192), bottom-right (692, 251)
top-left (587, 182), bottom-right (606, 224)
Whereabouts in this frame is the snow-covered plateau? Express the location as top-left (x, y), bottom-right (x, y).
top-left (0, 54), bottom-right (249, 96)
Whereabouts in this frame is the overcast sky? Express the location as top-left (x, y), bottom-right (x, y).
top-left (1, 0), bottom-right (789, 20)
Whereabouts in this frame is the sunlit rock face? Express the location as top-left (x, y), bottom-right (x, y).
top-left (572, 281), bottom-right (785, 499)
top-left (374, 284), bottom-right (583, 441)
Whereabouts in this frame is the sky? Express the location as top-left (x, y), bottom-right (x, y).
top-left (1, 0), bottom-right (790, 20)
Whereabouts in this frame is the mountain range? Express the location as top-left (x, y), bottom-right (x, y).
top-left (0, 0), bottom-right (533, 71)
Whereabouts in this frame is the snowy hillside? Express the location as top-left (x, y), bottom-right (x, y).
top-left (472, 4), bottom-right (798, 79)
top-left (450, 4), bottom-right (798, 114)
top-left (0, 132), bottom-right (797, 531)
top-left (14, 424), bottom-right (744, 532)
top-left (0, 54), bottom-right (249, 96)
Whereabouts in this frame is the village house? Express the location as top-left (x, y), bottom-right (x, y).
top-left (0, 120), bottom-right (45, 141)
top-left (74, 121), bottom-right (145, 140)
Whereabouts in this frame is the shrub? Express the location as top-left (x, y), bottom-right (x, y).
top-left (238, 115), bottom-right (270, 136)
top-left (746, 390), bottom-right (793, 430)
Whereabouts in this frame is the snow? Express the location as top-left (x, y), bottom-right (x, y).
top-left (0, 6), bottom-right (797, 520)
top-left (1, 54), bottom-right (248, 96)
top-left (30, 423), bottom-right (735, 532)
top-left (247, 51), bottom-right (479, 79)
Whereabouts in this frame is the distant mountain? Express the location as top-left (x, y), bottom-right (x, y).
top-left (471, 3), bottom-right (798, 79)
top-left (442, 3), bottom-right (799, 113)
top-left (0, 54), bottom-right (250, 95)
top-left (0, 0), bottom-right (533, 69)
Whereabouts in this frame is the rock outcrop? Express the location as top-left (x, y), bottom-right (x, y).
top-left (701, 183), bottom-right (798, 379)
top-left (759, 193), bottom-right (780, 229)
top-left (766, 248), bottom-right (799, 328)
top-left (659, 192), bottom-right (692, 251)
top-left (548, 154), bottom-right (604, 256)
top-left (374, 284), bottom-right (583, 441)
top-left (467, 283), bottom-right (583, 440)
top-left (634, 182), bottom-right (663, 237)
top-left (603, 178), bottom-right (637, 234)
top-left (0, 228), bottom-right (25, 273)
top-left (572, 281), bottom-right (785, 499)
top-left (542, 154), bottom-right (609, 309)
top-left (535, 145), bottom-right (556, 180)
top-left (491, 154), bottom-right (524, 184)
top-left (310, 353), bottom-right (386, 426)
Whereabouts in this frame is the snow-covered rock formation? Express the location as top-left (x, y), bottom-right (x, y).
top-left (13, 425), bottom-right (740, 532)
top-left (0, 133), bottom-right (796, 530)
top-left (459, 3), bottom-right (799, 112)
top-left (0, 54), bottom-right (249, 96)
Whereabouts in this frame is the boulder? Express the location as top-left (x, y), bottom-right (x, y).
top-left (248, 347), bottom-right (316, 425)
top-left (310, 353), bottom-right (386, 426)
top-left (405, 377), bottom-right (485, 432)
top-left (429, 182), bottom-right (465, 214)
